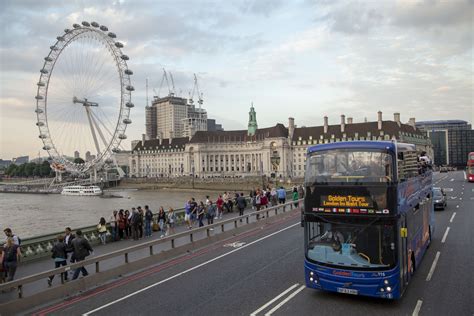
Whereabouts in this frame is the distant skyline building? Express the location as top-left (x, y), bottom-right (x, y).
top-left (416, 120), bottom-right (473, 167)
top-left (182, 104), bottom-right (208, 138)
top-left (207, 119), bottom-right (224, 132)
top-left (13, 156), bottom-right (29, 165)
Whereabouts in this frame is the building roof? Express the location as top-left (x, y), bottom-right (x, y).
top-left (151, 95), bottom-right (187, 106)
top-left (189, 123), bottom-right (288, 143)
top-left (292, 121), bottom-right (422, 141)
top-left (132, 137), bottom-right (189, 151)
top-left (416, 120), bottom-right (468, 125)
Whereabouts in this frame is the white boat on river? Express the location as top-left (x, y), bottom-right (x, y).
top-left (61, 185), bottom-right (103, 196)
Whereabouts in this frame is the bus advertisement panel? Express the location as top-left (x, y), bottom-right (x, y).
top-left (303, 141), bottom-right (433, 300)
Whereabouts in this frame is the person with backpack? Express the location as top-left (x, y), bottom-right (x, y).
top-left (48, 235), bottom-right (68, 286)
top-left (71, 230), bottom-right (93, 280)
top-left (3, 228), bottom-right (20, 246)
top-left (144, 205), bottom-right (153, 238)
top-left (4, 237), bottom-right (21, 282)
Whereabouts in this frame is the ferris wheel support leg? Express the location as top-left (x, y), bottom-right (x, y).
top-left (85, 106), bottom-right (101, 156)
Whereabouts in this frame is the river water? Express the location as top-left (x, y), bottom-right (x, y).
top-left (0, 189), bottom-right (221, 238)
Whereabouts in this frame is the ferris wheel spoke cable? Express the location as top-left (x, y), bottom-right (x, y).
top-left (90, 108), bottom-right (115, 140)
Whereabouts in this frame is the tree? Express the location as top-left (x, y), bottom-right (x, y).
top-left (74, 157), bottom-right (85, 164)
top-left (5, 164), bottom-right (17, 176)
top-left (40, 161), bottom-right (52, 177)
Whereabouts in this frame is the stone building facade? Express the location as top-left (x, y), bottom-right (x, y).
top-left (129, 108), bottom-right (431, 179)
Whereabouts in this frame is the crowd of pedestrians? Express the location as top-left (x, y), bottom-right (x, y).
top-left (0, 185), bottom-right (304, 287)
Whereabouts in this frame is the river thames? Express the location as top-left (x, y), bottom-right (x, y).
top-left (0, 189), bottom-right (221, 238)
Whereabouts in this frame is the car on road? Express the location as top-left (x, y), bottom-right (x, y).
top-left (433, 187), bottom-right (447, 210)
top-left (440, 167), bottom-right (448, 173)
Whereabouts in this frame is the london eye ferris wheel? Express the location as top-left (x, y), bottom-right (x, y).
top-left (35, 21), bottom-right (134, 175)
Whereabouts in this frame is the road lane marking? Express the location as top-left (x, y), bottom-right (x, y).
top-left (449, 212), bottom-right (456, 223)
top-left (426, 251), bottom-right (441, 281)
top-left (441, 227), bottom-right (450, 243)
top-left (264, 285), bottom-right (306, 316)
top-left (224, 241), bottom-right (246, 248)
top-left (459, 197), bottom-right (463, 201)
top-left (464, 171), bottom-right (466, 180)
top-left (450, 178), bottom-right (454, 182)
top-left (83, 222), bottom-right (301, 315)
top-left (250, 283), bottom-right (300, 316)
top-left (443, 188), bottom-right (453, 192)
top-left (412, 300), bottom-right (423, 316)
top-left (456, 205), bottom-right (459, 208)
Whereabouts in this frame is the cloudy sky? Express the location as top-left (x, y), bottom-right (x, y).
top-left (0, 0), bottom-right (472, 159)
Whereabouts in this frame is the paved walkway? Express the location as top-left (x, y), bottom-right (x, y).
top-left (0, 204), bottom-right (294, 303)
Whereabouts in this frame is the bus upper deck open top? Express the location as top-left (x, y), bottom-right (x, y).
top-left (303, 141), bottom-right (433, 299)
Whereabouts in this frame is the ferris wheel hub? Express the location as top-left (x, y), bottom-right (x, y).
top-left (73, 96), bottom-right (99, 107)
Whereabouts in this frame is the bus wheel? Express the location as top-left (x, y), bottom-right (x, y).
top-left (410, 254), bottom-right (416, 276)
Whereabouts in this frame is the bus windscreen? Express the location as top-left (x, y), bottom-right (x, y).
top-left (305, 149), bottom-right (393, 183)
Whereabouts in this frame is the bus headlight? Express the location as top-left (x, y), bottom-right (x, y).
top-left (386, 286), bottom-right (392, 292)
top-left (310, 271), bottom-right (314, 276)
top-left (310, 277), bottom-right (314, 282)
top-left (384, 279), bottom-right (389, 285)
top-left (380, 288), bottom-right (385, 292)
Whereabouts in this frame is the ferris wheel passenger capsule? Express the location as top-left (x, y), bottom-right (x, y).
top-left (81, 21), bottom-right (90, 27)
top-left (115, 42), bottom-right (124, 48)
top-left (35, 108), bottom-right (44, 113)
top-left (56, 36), bottom-right (65, 41)
top-left (40, 69), bottom-right (48, 74)
top-left (35, 95), bottom-right (44, 100)
top-left (64, 28), bottom-right (70, 33)
top-left (39, 134), bottom-right (47, 139)
top-left (123, 118), bottom-right (132, 124)
top-left (44, 57), bottom-right (53, 62)
top-left (121, 55), bottom-right (129, 61)
top-left (126, 85), bottom-right (134, 91)
top-left (119, 134), bottom-right (127, 139)
top-left (91, 21), bottom-right (99, 28)
top-left (36, 122), bottom-right (45, 126)
top-left (73, 23), bottom-right (81, 28)
top-left (108, 32), bottom-right (116, 38)
top-left (112, 148), bottom-right (120, 153)
top-left (100, 25), bottom-right (108, 32)
top-left (50, 45), bottom-right (59, 51)
top-left (37, 82), bottom-right (45, 87)
top-left (124, 69), bottom-right (133, 75)
top-left (43, 146), bottom-right (51, 151)
top-left (126, 102), bottom-right (134, 108)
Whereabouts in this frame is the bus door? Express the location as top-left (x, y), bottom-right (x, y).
top-left (399, 214), bottom-right (409, 288)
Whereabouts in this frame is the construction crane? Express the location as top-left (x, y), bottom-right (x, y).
top-left (189, 73), bottom-right (204, 109)
top-left (169, 72), bottom-right (176, 97)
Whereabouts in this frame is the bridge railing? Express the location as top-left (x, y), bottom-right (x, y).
top-left (0, 198), bottom-right (303, 298)
top-left (18, 190), bottom-right (295, 262)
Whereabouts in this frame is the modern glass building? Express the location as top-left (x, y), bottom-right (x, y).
top-left (418, 120), bottom-right (474, 167)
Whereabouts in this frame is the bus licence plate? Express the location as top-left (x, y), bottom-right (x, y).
top-left (337, 287), bottom-right (358, 295)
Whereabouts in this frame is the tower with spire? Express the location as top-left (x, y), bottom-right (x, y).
top-left (247, 102), bottom-right (258, 136)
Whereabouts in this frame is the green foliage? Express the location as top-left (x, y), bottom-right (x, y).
top-left (4, 161), bottom-right (52, 177)
top-left (74, 157), bottom-right (85, 164)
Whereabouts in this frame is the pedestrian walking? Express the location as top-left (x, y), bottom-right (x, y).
top-left (125, 209), bottom-right (132, 239)
top-left (184, 199), bottom-right (193, 229)
top-left (130, 208), bottom-right (140, 240)
top-left (64, 227), bottom-right (75, 263)
top-left (298, 185), bottom-right (305, 199)
top-left (109, 210), bottom-right (118, 242)
top-left (137, 206), bottom-right (144, 239)
top-left (97, 217), bottom-right (107, 245)
top-left (0, 247), bottom-right (5, 283)
top-left (158, 207), bottom-right (166, 237)
top-left (71, 230), bottom-right (92, 280)
top-left (236, 193), bottom-right (247, 221)
top-left (277, 186), bottom-right (286, 204)
top-left (292, 187), bottom-right (299, 208)
top-left (144, 205), bottom-right (153, 237)
top-left (48, 235), bottom-right (68, 286)
top-left (190, 198), bottom-right (198, 226)
top-left (270, 187), bottom-right (278, 206)
top-left (255, 189), bottom-right (262, 219)
top-left (197, 201), bottom-right (205, 227)
top-left (118, 209), bottom-right (125, 240)
top-left (3, 237), bottom-right (21, 282)
top-left (165, 207), bottom-right (176, 236)
top-left (223, 192), bottom-right (230, 213)
top-left (216, 195), bottom-right (224, 219)
top-left (206, 201), bottom-right (216, 227)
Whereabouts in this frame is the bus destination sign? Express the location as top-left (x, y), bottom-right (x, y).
top-left (311, 195), bottom-right (390, 215)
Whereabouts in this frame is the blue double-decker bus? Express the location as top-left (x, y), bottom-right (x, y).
top-left (303, 141), bottom-right (433, 299)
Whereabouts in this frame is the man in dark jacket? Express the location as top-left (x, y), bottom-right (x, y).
top-left (71, 230), bottom-right (93, 280)
top-left (48, 235), bottom-right (68, 286)
top-left (236, 193), bottom-right (247, 221)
